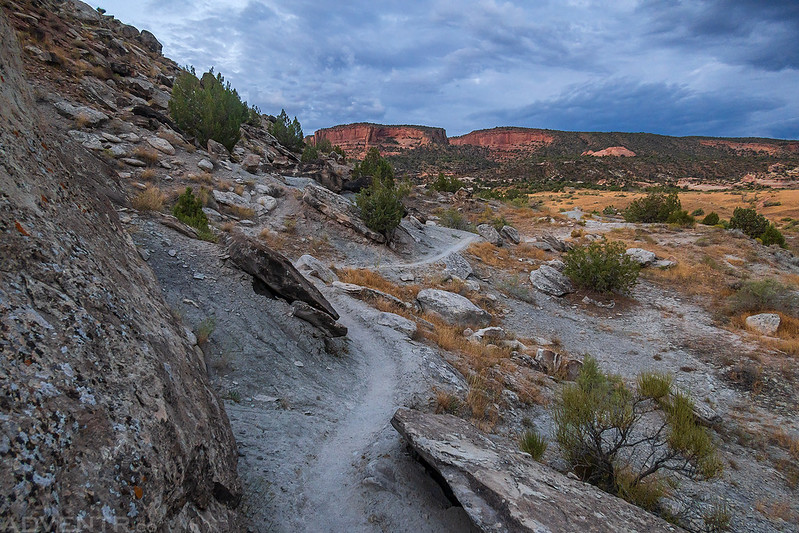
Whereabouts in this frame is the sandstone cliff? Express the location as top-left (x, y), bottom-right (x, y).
top-left (314, 123), bottom-right (448, 159)
top-left (449, 127), bottom-right (556, 158)
top-left (0, 6), bottom-right (240, 531)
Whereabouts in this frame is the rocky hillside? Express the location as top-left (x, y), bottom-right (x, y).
top-left (0, 3), bottom-right (240, 531)
top-left (313, 123), bottom-right (448, 159)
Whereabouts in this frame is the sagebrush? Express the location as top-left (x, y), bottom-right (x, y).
top-left (563, 241), bottom-right (640, 294)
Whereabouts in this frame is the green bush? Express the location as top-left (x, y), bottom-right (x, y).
top-left (727, 279), bottom-right (797, 315)
top-left (269, 109), bottom-right (304, 152)
top-left (355, 151), bottom-right (407, 237)
top-left (301, 143), bottom-right (319, 162)
top-left (173, 187), bottom-right (215, 241)
top-left (438, 208), bottom-right (476, 232)
top-left (623, 192), bottom-right (682, 223)
top-left (760, 224), bottom-right (786, 247)
top-left (554, 356), bottom-right (721, 516)
top-left (431, 172), bottom-right (464, 193)
top-left (519, 429), bottom-right (548, 461)
top-left (729, 207), bottom-right (769, 239)
top-left (666, 209), bottom-right (695, 227)
top-left (701, 212), bottom-right (720, 225)
top-left (602, 205), bottom-right (618, 216)
top-left (691, 208), bottom-right (705, 216)
top-left (563, 241), bottom-right (640, 294)
top-left (168, 68), bottom-right (251, 151)
top-left (352, 147), bottom-right (394, 183)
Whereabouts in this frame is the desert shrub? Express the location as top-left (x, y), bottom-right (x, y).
top-left (269, 109), bottom-right (304, 152)
top-left (701, 212), bottom-right (720, 225)
top-left (477, 207), bottom-right (509, 231)
top-left (760, 224), bottom-right (786, 248)
top-left (623, 191), bottom-right (682, 223)
top-left (300, 143), bottom-right (319, 162)
top-left (519, 429), bottom-right (548, 461)
top-left (168, 67), bottom-right (252, 151)
top-left (438, 208), bottom-right (476, 232)
top-left (131, 186), bottom-right (165, 211)
top-left (602, 205), bottom-right (618, 216)
top-left (194, 317), bottom-right (216, 346)
top-left (431, 172), bottom-right (464, 193)
top-left (355, 175), bottom-right (408, 237)
top-left (352, 147), bottom-right (394, 183)
top-left (691, 208), bottom-right (705, 216)
top-left (729, 207), bottom-right (769, 239)
top-left (727, 279), bottom-right (797, 315)
top-left (666, 209), bottom-right (695, 227)
top-left (554, 356), bottom-right (722, 517)
top-left (563, 241), bottom-right (640, 294)
top-left (173, 187), bottom-right (215, 241)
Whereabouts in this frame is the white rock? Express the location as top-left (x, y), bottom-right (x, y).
top-left (625, 248), bottom-right (656, 266)
top-left (745, 313), bottom-right (780, 336)
top-left (147, 136), bottom-right (175, 155)
top-left (416, 289), bottom-right (491, 327)
top-left (530, 265), bottom-right (574, 297)
top-left (197, 158), bottom-right (214, 172)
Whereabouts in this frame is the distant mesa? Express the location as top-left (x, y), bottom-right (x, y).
top-left (313, 123), bottom-right (447, 159)
top-left (582, 146), bottom-right (636, 157)
top-left (450, 127), bottom-right (556, 157)
top-left (698, 139), bottom-right (799, 155)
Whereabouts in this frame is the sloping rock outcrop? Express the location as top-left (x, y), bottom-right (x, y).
top-left (313, 123), bottom-right (448, 159)
top-left (302, 183), bottom-right (386, 243)
top-left (226, 232), bottom-right (341, 322)
top-left (0, 9), bottom-right (240, 530)
top-left (391, 408), bottom-right (681, 533)
top-left (530, 264), bottom-right (574, 296)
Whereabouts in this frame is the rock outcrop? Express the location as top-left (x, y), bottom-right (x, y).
top-left (313, 123), bottom-right (448, 159)
top-left (416, 289), bottom-right (492, 327)
top-left (391, 408), bottom-right (681, 533)
top-left (530, 265), bottom-right (575, 296)
top-left (582, 146), bottom-right (636, 157)
top-left (302, 183), bottom-right (386, 243)
top-left (0, 8), bottom-right (241, 530)
top-left (450, 127), bottom-right (556, 159)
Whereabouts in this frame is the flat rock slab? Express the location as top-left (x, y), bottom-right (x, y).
top-left (530, 264), bottom-right (574, 296)
top-left (416, 288), bottom-right (491, 327)
top-left (391, 408), bottom-right (682, 533)
top-left (745, 313), bottom-right (780, 336)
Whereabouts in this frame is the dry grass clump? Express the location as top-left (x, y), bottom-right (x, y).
top-left (228, 205), bottom-right (255, 220)
top-left (133, 146), bottom-right (160, 166)
top-left (259, 228), bottom-right (286, 250)
top-left (131, 186), bottom-right (165, 211)
top-left (755, 499), bottom-right (799, 524)
top-left (466, 241), bottom-right (548, 274)
top-left (140, 168), bottom-right (157, 181)
top-left (337, 268), bottom-right (420, 301)
top-left (188, 172), bottom-right (214, 185)
top-left (433, 389), bottom-right (462, 415)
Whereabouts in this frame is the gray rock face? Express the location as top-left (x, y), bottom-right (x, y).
top-left (207, 139), bottom-right (229, 159)
top-left (242, 153), bottom-right (261, 173)
top-left (500, 225), bottom-right (521, 244)
top-left (302, 184), bottom-right (385, 244)
top-left (294, 254), bottom-right (338, 284)
top-left (745, 313), bottom-right (781, 336)
top-left (377, 312), bottom-right (418, 337)
top-left (146, 135), bottom-right (175, 155)
top-left (626, 248), bottom-right (657, 266)
top-left (332, 281), bottom-right (408, 309)
top-left (0, 13), bottom-right (240, 529)
top-left (416, 288), bottom-right (492, 327)
top-left (138, 29), bottom-right (162, 54)
top-left (198, 158), bottom-right (214, 172)
top-left (226, 233), bottom-right (339, 320)
top-left (530, 264), bottom-right (574, 296)
top-left (291, 301), bottom-right (347, 337)
top-left (444, 252), bottom-right (473, 280)
top-left (392, 408), bottom-right (680, 533)
top-left (53, 100), bottom-right (109, 126)
top-left (477, 223), bottom-right (503, 245)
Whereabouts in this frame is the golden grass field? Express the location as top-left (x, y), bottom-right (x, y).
top-left (528, 189), bottom-right (799, 223)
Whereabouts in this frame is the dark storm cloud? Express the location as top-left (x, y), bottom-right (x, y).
top-left (473, 79), bottom-right (784, 137)
top-left (92, 0), bottom-right (799, 139)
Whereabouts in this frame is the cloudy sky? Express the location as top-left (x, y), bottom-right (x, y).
top-left (91, 0), bottom-right (799, 139)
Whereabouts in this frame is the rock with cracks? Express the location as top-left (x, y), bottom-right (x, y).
top-left (302, 183), bottom-right (386, 243)
top-left (477, 223), bottom-right (503, 245)
top-left (416, 288), bottom-right (491, 327)
top-left (530, 264), bottom-right (574, 296)
top-left (391, 408), bottom-right (681, 533)
top-left (291, 301), bottom-right (348, 337)
top-left (226, 232), bottom-right (339, 320)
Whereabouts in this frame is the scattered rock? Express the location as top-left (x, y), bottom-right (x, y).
top-left (242, 153), bottom-right (261, 173)
top-left (400, 272), bottom-right (415, 282)
top-left (53, 100), bottom-right (108, 126)
top-left (582, 296), bottom-right (615, 309)
top-left (745, 313), bottom-right (781, 336)
top-left (256, 195), bottom-right (277, 212)
top-left (121, 157), bottom-right (147, 167)
top-left (207, 139), bottom-right (229, 160)
top-left (537, 232), bottom-right (571, 252)
top-left (652, 259), bottom-right (676, 269)
top-left (416, 288), bottom-right (492, 327)
top-left (291, 301), bottom-right (348, 337)
top-left (500, 225), bottom-right (520, 244)
top-left (294, 254), bottom-right (338, 284)
top-left (302, 184), bottom-right (385, 244)
top-left (545, 259), bottom-right (566, 272)
top-left (146, 136), bottom-right (175, 155)
top-left (471, 326), bottom-right (506, 342)
top-left (530, 265), bottom-right (574, 296)
top-left (138, 29), bottom-right (163, 54)
top-left (535, 348), bottom-right (561, 374)
top-left (561, 359), bottom-right (583, 381)
top-left (377, 312), bottom-right (418, 337)
top-left (391, 409), bottom-right (678, 533)
top-left (626, 248), bottom-right (657, 266)
top-left (477, 223), bottom-right (503, 246)
top-left (443, 252), bottom-right (472, 280)
top-left (197, 158), bottom-right (214, 172)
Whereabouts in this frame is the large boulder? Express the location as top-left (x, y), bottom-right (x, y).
top-left (138, 29), bottom-right (163, 54)
top-left (392, 408), bottom-right (680, 533)
top-left (1, 12), bottom-right (241, 529)
top-left (416, 288), bottom-right (491, 327)
top-left (302, 183), bottom-right (385, 244)
top-left (294, 254), bottom-right (338, 284)
top-left (626, 248), bottom-right (657, 266)
top-left (500, 225), bottom-right (521, 244)
top-left (477, 223), bottom-right (503, 245)
top-left (530, 264), bottom-right (574, 296)
top-left (53, 100), bottom-right (109, 126)
top-left (444, 252), bottom-right (473, 280)
top-left (226, 232), bottom-right (339, 320)
top-left (745, 313), bottom-right (781, 336)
